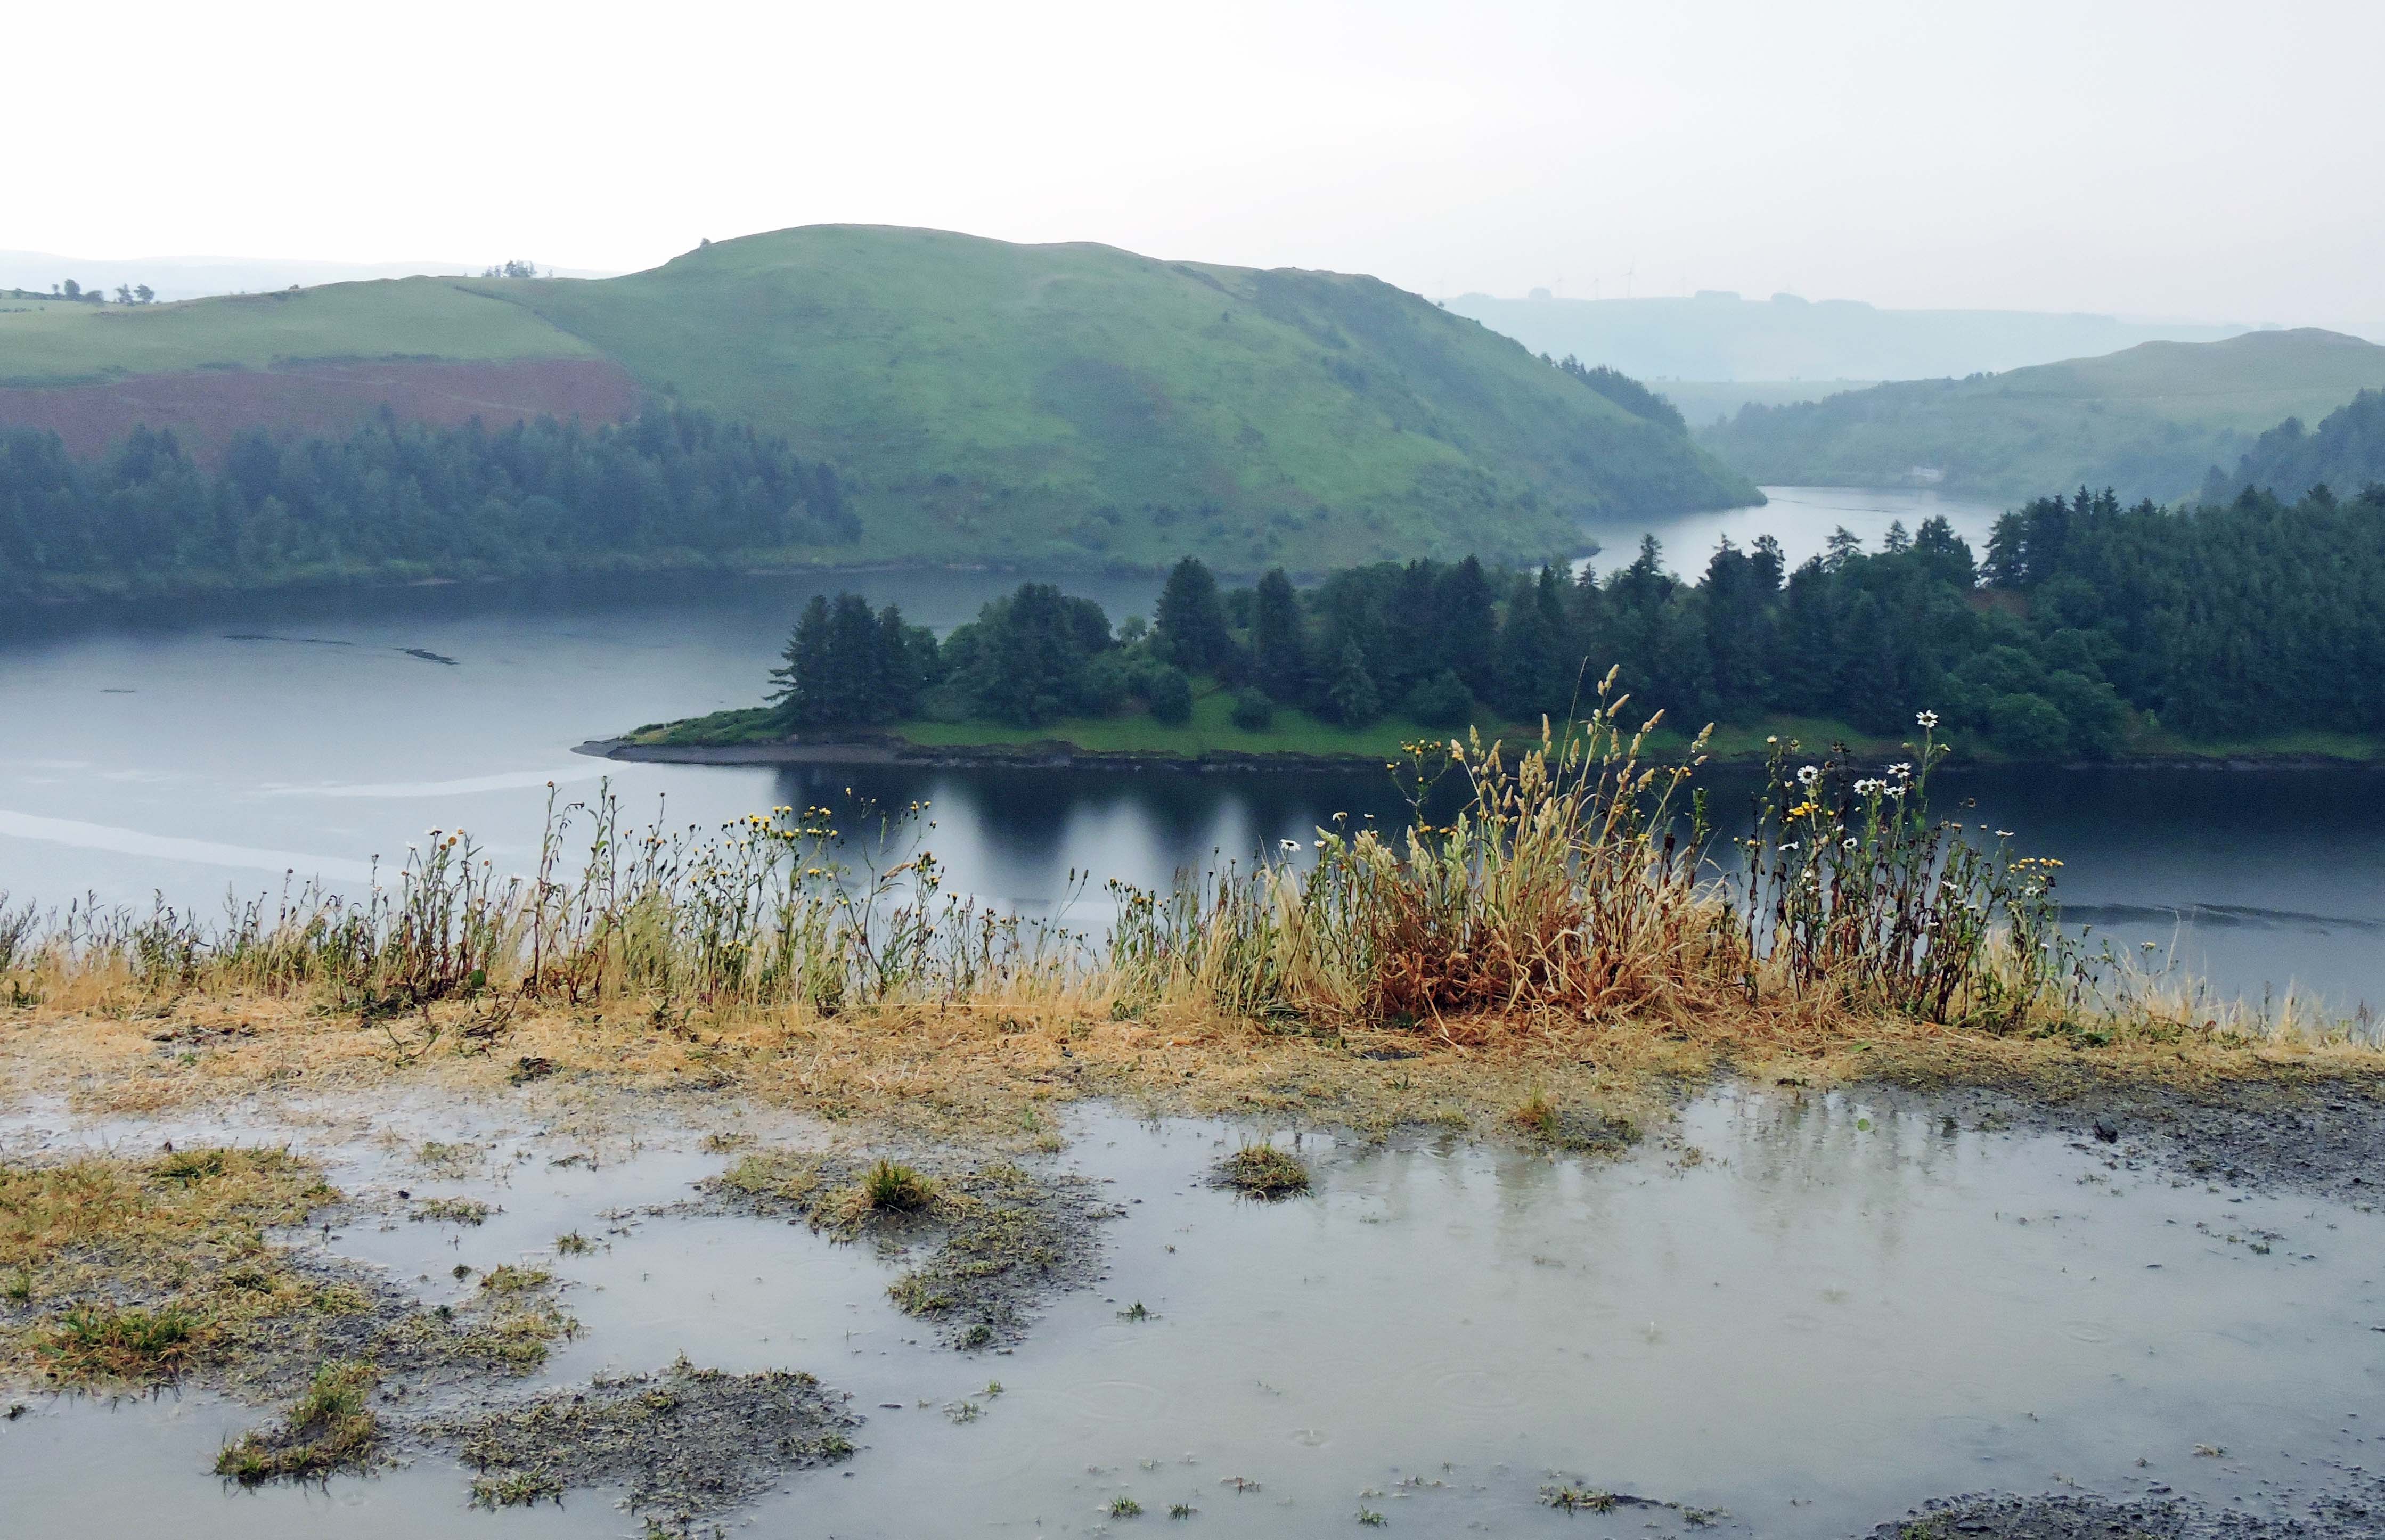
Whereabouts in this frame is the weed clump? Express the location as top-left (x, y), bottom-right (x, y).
top-left (1541, 1482), bottom-right (1618, 1512)
top-left (216, 1359), bottom-right (380, 1484)
top-left (427, 1357), bottom-right (857, 1522)
top-left (1213, 1143), bottom-right (1310, 1198)
top-left (1513, 1093), bottom-right (1638, 1154)
top-left (861, 1159), bottom-right (935, 1213)
top-left (411, 1197), bottom-right (492, 1226)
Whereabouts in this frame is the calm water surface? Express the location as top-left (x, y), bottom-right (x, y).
top-left (2, 1093), bottom-right (2376, 1537)
top-left (1, 488), bottom-right (2377, 1010)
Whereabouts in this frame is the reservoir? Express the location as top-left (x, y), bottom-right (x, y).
top-left (2, 489), bottom-right (2375, 1016)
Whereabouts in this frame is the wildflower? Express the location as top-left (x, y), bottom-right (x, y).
top-left (1279, 839), bottom-right (1301, 853)
top-left (1853, 778), bottom-right (1881, 794)
top-left (1796, 765), bottom-right (1819, 785)
top-left (1765, 735), bottom-right (1778, 744)
top-left (1842, 838), bottom-right (1858, 850)
top-left (1915, 710), bottom-right (1939, 728)
top-left (1995, 829), bottom-right (2014, 839)
top-left (1890, 762), bottom-right (1912, 777)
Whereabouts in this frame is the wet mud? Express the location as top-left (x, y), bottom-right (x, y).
top-left (1869, 1478), bottom-right (2385, 1540)
top-left (421, 1357), bottom-right (860, 1529)
top-left (1877, 1074), bottom-right (2385, 1204)
top-left (699, 1149), bottom-right (1120, 1349)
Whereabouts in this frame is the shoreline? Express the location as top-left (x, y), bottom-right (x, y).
top-left (575, 733), bottom-right (2385, 775)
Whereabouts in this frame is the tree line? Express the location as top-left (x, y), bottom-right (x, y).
top-left (0, 403), bottom-right (858, 599)
top-left (2200, 388), bottom-right (2385, 508)
top-left (768, 480), bottom-right (2385, 755)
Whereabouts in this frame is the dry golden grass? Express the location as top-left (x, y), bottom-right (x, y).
top-left (0, 1144), bottom-right (342, 1384)
top-left (4, 970), bottom-right (2375, 1153)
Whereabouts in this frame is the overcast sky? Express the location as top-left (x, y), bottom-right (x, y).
top-left (12, 0), bottom-right (2378, 325)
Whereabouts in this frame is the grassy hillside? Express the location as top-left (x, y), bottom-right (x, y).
top-left (0, 278), bottom-right (595, 386)
top-left (0, 226), bottom-right (1756, 576)
top-left (1697, 329), bottom-right (2385, 502)
top-left (477, 226), bottom-right (1755, 570)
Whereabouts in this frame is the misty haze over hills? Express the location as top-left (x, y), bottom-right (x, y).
top-left (0, 251), bottom-right (617, 302)
top-left (1439, 290), bottom-right (2319, 390)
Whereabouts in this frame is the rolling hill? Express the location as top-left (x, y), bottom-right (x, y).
top-left (1441, 289), bottom-right (2256, 383)
top-left (0, 226), bottom-right (1757, 576)
top-left (1694, 329), bottom-right (2385, 502)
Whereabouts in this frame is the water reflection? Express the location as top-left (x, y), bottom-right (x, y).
top-left (1, 506), bottom-right (2380, 1008)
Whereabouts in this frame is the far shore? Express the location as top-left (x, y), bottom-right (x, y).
top-left (575, 733), bottom-right (2385, 775)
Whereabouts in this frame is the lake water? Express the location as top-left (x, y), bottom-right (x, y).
top-left (4, 1091), bottom-right (2378, 1537)
top-left (2, 487), bottom-right (2379, 1013)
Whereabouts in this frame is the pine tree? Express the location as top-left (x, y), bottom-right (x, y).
top-left (1153, 556), bottom-right (1232, 672)
top-left (1251, 568), bottom-right (1308, 703)
top-left (1327, 640), bottom-right (1381, 725)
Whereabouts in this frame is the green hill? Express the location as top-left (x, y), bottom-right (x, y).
top-left (1696, 328), bottom-right (2385, 502)
top-left (0, 226), bottom-right (1756, 575)
top-left (0, 278), bottom-right (596, 384)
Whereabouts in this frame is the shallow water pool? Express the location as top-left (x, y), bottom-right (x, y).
top-left (3, 1087), bottom-right (2378, 1536)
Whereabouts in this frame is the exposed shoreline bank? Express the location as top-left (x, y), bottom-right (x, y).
top-left (576, 733), bottom-right (2385, 775)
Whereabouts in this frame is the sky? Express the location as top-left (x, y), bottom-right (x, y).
top-left (11, 0), bottom-right (2380, 326)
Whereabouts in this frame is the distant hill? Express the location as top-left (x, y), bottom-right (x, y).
top-left (1694, 329), bottom-right (2385, 502)
top-left (1440, 290), bottom-right (2260, 384)
top-left (0, 250), bottom-right (616, 304)
top-left (0, 226), bottom-right (1755, 575)
top-left (2201, 389), bottom-right (2385, 505)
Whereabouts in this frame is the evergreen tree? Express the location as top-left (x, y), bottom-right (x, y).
top-left (1250, 567), bottom-right (1308, 703)
top-left (1326, 640), bottom-right (1382, 725)
top-left (1153, 556), bottom-right (1232, 672)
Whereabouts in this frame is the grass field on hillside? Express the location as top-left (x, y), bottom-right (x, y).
top-left (0, 278), bottom-right (593, 387)
top-left (0, 225), bottom-right (1759, 575)
top-left (1699, 328), bottom-right (2385, 502)
top-left (481, 226), bottom-right (1758, 571)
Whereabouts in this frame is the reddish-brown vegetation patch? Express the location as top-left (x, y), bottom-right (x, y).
top-left (0, 356), bottom-right (643, 459)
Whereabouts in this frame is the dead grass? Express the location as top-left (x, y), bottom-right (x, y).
top-left (4, 971), bottom-right (2381, 1172)
top-left (0, 1144), bottom-right (339, 1385)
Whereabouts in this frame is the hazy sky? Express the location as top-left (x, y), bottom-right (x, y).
top-left (13, 0), bottom-right (2379, 324)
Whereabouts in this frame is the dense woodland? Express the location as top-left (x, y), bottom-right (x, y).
top-left (0, 405), bottom-right (856, 599)
top-left (2200, 389), bottom-right (2385, 506)
top-left (771, 481), bottom-right (2385, 755)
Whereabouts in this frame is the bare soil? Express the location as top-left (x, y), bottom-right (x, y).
top-left (0, 356), bottom-right (640, 459)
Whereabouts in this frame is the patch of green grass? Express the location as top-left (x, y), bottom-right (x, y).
top-left (470, 1469), bottom-right (565, 1508)
top-left (1212, 1143), bottom-right (1311, 1199)
top-left (44, 1304), bottom-right (198, 1379)
top-left (1110, 1495), bottom-right (1144, 1518)
top-left (215, 1359), bottom-right (380, 1484)
top-left (860, 1159), bottom-right (935, 1213)
top-left (0, 278), bottom-right (594, 387)
top-left (411, 1196), bottom-right (493, 1225)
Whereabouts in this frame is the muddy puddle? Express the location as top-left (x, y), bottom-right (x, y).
top-left (4, 1087), bottom-right (2380, 1537)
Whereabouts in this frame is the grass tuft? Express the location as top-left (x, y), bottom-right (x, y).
top-left (215, 1359), bottom-right (380, 1483)
top-left (1213, 1143), bottom-right (1311, 1199)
